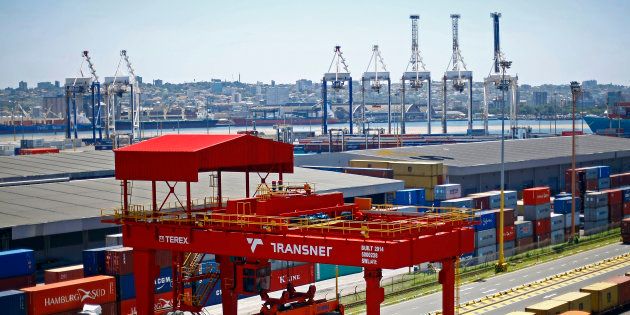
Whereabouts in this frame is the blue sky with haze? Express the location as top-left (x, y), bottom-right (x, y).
top-left (0, 0), bottom-right (628, 88)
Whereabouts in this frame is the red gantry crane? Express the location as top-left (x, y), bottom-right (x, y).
top-left (102, 134), bottom-right (475, 315)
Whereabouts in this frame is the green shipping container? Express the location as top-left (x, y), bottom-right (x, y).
top-left (315, 264), bottom-right (363, 281)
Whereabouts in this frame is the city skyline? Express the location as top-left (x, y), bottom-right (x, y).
top-left (1, 0), bottom-right (629, 88)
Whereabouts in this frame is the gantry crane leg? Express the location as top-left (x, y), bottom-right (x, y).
top-left (439, 257), bottom-right (456, 315)
top-left (364, 268), bottom-right (385, 315)
top-left (217, 255), bottom-right (238, 315)
top-left (133, 249), bottom-right (158, 315)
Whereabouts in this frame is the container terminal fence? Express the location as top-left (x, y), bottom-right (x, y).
top-left (338, 225), bottom-right (621, 311)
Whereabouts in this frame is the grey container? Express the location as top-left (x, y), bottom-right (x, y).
top-left (584, 206), bottom-right (608, 222)
top-left (515, 220), bottom-right (533, 239)
top-left (551, 229), bottom-right (565, 244)
top-left (497, 241), bottom-right (516, 258)
top-left (584, 191), bottom-right (608, 208)
top-left (475, 228), bottom-right (496, 248)
top-left (550, 213), bottom-right (565, 231)
top-left (583, 219), bottom-right (608, 235)
top-left (475, 245), bottom-right (497, 263)
top-left (598, 178), bottom-right (610, 189)
top-left (524, 203), bottom-right (551, 221)
top-left (564, 212), bottom-right (580, 228)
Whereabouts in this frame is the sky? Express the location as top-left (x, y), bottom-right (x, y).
top-left (0, 0), bottom-right (629, 88)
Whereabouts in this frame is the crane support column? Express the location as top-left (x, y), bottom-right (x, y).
top-left (428, 79), bottom-right (432, 134)
top-left (439, 257), bottom-right (456, 315)
top-left (468, 74), bottom-right (474, 132)
top-left (401, 81), bottom-right (406, 134)
top-left (349, 79), bottom-right (354, 134)
top-left (442, 77), bottom-right (447, 134)
top-left (133, 249), bottom-right (157, 315)
top-left (322, 79), bottom-right (328, 134)
top-left (217, 255), bottom-right (238, 315)
top-left (364, 268), bottom-right (385, 315)
top-left (387, 78), bottom-right (392, 134)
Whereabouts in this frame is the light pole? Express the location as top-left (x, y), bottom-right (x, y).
top-left (569, 81), bottom-right (581, 242)
top-left (496, 59), bottom-right (511, 273)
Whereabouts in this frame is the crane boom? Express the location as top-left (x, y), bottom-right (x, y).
top-left (82, 51), bottom-right (99, 82)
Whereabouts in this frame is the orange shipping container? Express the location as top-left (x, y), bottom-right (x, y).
top-left (44, 265), bottom-right (84, 284)
top-left (605, 275), bottom-right (630, 306)
top-left (523, 187), bottom-right (550, 205)
top-left (354, 197), bottom-right (372, 210)
top-left (21, 275), bottom-right (116, 315)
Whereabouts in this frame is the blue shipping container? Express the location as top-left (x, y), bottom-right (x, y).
top-left (583, 167), bottom-right (599, 180)
top-left (0, 290), bottom-right (26, 315)
top-left (474, 210), bottom-right (497, 231)
top-left (597, 166), bottom-right (611, 178)
top-left (0, 249), bottom-right (34, 279)
top-left (117, 266), bottom-right (174, 300)
top-left (434, 184), bottom-right (462, 201)
top-left (82, 245), bottom-right (122, 276)
top-left (515, 221), bottom-right (533, 239)
top-left (553, 196), bottom-right (582, 214)
top-left (394, 189), bottom-right (425, 206)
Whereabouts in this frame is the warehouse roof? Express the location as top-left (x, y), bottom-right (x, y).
top-left (0, 167), bottom-right (403, 239)
top-left (115, 134), bottom-right (294, 181)
top-left (0, 150), bottom-right (114, 185)
top-left (295, 135), bottom-right (630, 176)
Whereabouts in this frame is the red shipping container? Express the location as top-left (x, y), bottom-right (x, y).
top-left (605, 189), bottom-right (623, 205)
top-left (523, 187), bottom-right (550, 205)
top-left (536, 233), bottom-right (551, 247)
top-left (561, 131), bottom-right (584, 136)
top-left (0, 273), bottom-right (36, 291)
top-left (118, 289), bottom-right (192, 315)
top-left (496, 225), bottom-right (516, 242)
top-left (19, 148), bottom-right (60, 155)
top-left (21, 275), bottom-right (116, 315)
top-left (610, 204), bottom-right (623, 222)
top-left (269, 263), bottom-right (315, 292)
top-left (515, 237), bottom-right (534, 253)
top-left (624, 202), bottom-right (630, 216)
top-left (532, 218), bottom-right (551, 236)
top-left (611, 174), bottom-right (622, 188)
top-left (105, 247), bottom-right (134, 275)
top-left (605, 275), bottom-right (630, 306)
top-left (155, 250), bottom-right (172, 268)
top-left (472, 195), bottom-right (490, 210)
top-left (44, 265), bottom-right (84, 284)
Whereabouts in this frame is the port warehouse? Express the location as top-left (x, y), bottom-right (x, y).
top-left (0, 156), bottom-right (402, 263)
top-left (295, 135), bottom-right (630, 195)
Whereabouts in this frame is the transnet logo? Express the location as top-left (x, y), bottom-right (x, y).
top-left (247, 238), bottom-right (263, 253)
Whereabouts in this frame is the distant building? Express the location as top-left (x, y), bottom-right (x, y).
top-left (271, 80), bottom-right (276, 87)
top-left (37, 82), bottom-right (55, 89)
top-left (232, 92), bottom-right (242, 103)
top-left (211, 81), bottom-right (223, 94)
top-left (582, 80), bottom-right (597, 88)
top-left (607, 91), bottom-right (623, 105)
top-left (266, 86), bottom-right (290, 105)
top-left (54, 81), bottom-right (60, 88)
top-left (296, 79), bottom-right (313, 92)
top-left (533, 91), bottom-right (548, 106)
top-left (135, 76), bottom-right (143, 85)
top-left (153, 79), bottom-right (163, 86)
top-left (18, 81), bottom-right (28, 91)
top-left (42, 95), bottom-right (67, 118)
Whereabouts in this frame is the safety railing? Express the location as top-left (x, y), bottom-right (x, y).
top-left (255, 182), bottom-right (316, 199)
top-left (102, 202), bottom-right (475, 238)
top-left (101, 196), bottom-right (227, 221)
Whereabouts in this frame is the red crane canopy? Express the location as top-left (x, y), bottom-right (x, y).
top-left (114, 134), bottom-right (294, 182)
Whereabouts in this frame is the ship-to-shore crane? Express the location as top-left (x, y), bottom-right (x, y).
top-left (322, 46), bottom-right (353, 134)
top-left (442, 14), bottom-right (473, 134)
top-left (362, 45), bottom-right (392, 134)
top-left (483, 13), bottom-right (519, 136)
top-left (401, 15), bottom-right (432, 135)
top-left (64, 51), bottom-right (101, 141)
top-left (103, 50), bottom-right (141, 146)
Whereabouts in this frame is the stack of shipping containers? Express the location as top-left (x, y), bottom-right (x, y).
top-left (523, 187), bottom-right (552, 248)
top-left (552, 194), bottom-right (581, 241)
top-left (584, 191), bottom-right (609, 235)
top-left (348, 160), bottom-right (444, 201)
top-left (0, 250), bottom-right (36, 291)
